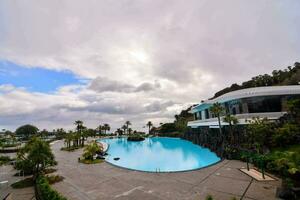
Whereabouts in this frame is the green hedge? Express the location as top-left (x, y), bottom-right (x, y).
top-left (36, 175), bottom-right (67, 200)
top-left (127, 135), bottom-right (145, 141)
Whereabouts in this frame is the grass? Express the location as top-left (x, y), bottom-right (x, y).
top-left (11, 177), bottom-right (34, 189)
top-left (79, 158), bottom-right (103, 164)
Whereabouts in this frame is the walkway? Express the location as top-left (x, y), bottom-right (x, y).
top-left (51, 140), bottom-right (281, 200)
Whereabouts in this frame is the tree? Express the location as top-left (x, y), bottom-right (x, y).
top-left (125, 121), bottom-right (131, 134)
top-left (74, 120), bottom-right (84, 133)
top-left (210, 103), bottom-right (224, 137)
top-left (97, 125), bottom-right (103, 135)
top-left (15, 124), bottom-right (39, 139)
top-left (39, 129), bottom-right (49, 139)
top-left (122, 125), bottom-right (127, 135)
top-left (55, 128), bottom-right (66, 139)
top-left (128, 128), bottom-right (132, 135)
top-left (64, 133), bottom-right (73, 149)
top-left (74, 120), bottom-right (86, 147)
top-left (16, 137), bottom-right (56, 179)
top-left (116, 128), bottom-right (123, 136)
top-left (210, 103), bottom-right (225, 156)
top-left (103, 124), bottom-right (110, 134)
top-left (146, 121), bottom-right (153, 134)
top-left (86, 128), bottom-right (97, 138)
top-left (287, 99), bottom-right (300, 122)
top-left (223, 114), bottom-right (239, 144)
top-left (247, 118), bottom-right (272, 154)
top-left (83, 141), bottom-right (102, 161)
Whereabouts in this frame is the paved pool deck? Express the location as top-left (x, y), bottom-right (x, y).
top-left (51, 140), bottom-right (281, 200)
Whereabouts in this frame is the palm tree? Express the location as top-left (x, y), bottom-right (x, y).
top-left (83, 141), bottom-right (102, 161)
top-left (223, 114), bottom-right (239, 144)
top-left (210, 102), bottom-right (224, 155)
top-left (122, 125), bottom-right (127, 135)
top-left (117, 128), bottom-right (122, 136)
top-left (128, 128), bottom-right (132, 135)
top-left (97, 125), bottom-right (103, 135)
top-left (125, 121), bottom-right (131, 134)
top-left (103, 124), bottom-right (110, 134)
top-left (74, 120), bottom-right (84, 133)
top-left (210, 103), bottom-right (224, 137)
top-left (64, 133), bottom-right (73, 148)
top-left (146, 121), bottom-right (153, 134)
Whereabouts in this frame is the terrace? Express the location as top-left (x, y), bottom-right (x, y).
top-left (48, 140), bottom-right (280, 200)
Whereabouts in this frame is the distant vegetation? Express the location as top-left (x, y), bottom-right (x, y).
top-left (212, 62), bottom-right (300, 98)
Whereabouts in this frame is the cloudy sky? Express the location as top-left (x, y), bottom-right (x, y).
top-left (0, 0), bottom-right (299, 132)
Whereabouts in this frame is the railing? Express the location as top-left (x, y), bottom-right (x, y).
top-left (188, 112), bottom-right (286, 127)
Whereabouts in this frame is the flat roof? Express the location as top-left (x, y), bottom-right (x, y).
top-left (192, 85), bottom-right (300, 113)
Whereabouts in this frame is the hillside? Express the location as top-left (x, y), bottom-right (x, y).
top-left (212, 62), bottom-right (300, 99)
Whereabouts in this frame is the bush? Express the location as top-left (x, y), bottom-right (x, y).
top-left (11, 177), bottom-right (34, 188)
top-left (205, 195), bottom-right (214, 200)
top-left (127, 135), bottom-right (145, 141)
top-left (46, 175), bottom-right (64, 184)
top-left (36, 175), bottom-right (67, 200)
top-left (272, 123), bottom-right (300, 147)
top-left (44, 168), bottom-right (57, 174)
top-left (0, 156), bottom-right (11, 165)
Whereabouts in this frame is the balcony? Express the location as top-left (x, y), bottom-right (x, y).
top-left (187, 112), bottom-right (286, 128)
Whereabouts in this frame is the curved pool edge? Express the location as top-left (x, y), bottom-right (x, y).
top-left (97, 137), bottom-right (221, 173)
top-left (103, 157), bottom-right (224, 174)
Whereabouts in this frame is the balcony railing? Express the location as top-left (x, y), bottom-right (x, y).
top-left (187, 112), bottom-right (286, 127)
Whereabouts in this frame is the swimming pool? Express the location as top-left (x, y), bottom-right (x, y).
top-left (99, 137), bottom-right (220, 172)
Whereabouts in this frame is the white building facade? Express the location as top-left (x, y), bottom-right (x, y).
top-left (188, 86), bottom-right (300, 129)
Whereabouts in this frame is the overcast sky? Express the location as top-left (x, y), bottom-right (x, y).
top-left (0, 0), bottom-right (299, 132)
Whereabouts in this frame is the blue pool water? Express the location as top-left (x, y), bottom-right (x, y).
top-left (99, 137), bottom-right (220, 172)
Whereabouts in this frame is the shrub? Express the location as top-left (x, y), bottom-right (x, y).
top-left (0, 156), bottom-right (11, 165)
top-left (272, 123), bottom-right (300, 147)
top-left (36, 175), bottom-right (67, 200)
top-left (127, 135), bottom-right (145, 141)
top-left (44, 168), bottom-right (57, 174)
top-left (205, 194), bottom-right (214, 200)
top-left (46, 175), bottom-right (64, 184)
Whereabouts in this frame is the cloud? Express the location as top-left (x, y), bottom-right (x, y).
top-left (88, 77), bottom-right (161, 93)
top-left (0, 0), bottom-right (300, 130)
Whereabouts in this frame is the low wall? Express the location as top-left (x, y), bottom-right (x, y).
top-left (183, 125), bottom-right (247, 158)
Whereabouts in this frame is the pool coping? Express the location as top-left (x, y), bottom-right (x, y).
top-left (98, 137), bottom-right (223, 174)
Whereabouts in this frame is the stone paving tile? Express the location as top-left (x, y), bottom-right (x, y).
top-left (10, 187), bottom-right (35, 200)
top-left (193, 174), bottom-right (250, 197)
top-left (185, 187), bottom-right (241, 200)
top-left (244, 180), bottom-right (281, 200)
top-left (214, 166), bottom-right (252, 182)
top-left (86, 178), bottom-right (137, 199)
top-left (53, 180), bottom-right (91, 200)
top-left (224, 159), bottom-right (251, 168)
top-left (114, 188), bottom-right (163, 200)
